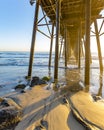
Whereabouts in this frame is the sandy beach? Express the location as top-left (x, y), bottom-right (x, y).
top-left (14, 86), bottom-right (85, 130)
top-left (0, 68), bottom-right (104, 130)
top-left (0, 83), bottom-right (86, 130)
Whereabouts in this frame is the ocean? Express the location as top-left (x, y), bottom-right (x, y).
top-left (0, 51), bottom-right (104, 97)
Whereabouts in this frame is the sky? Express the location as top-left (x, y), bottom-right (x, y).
top-left (0, 1), bottom-right (104, 53)
top-left (0, 0), bottom-right (52, 52)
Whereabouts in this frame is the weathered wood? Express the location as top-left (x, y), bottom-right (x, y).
top-left (80, 39), bottom-right (84, 57)
top-left (37, 29), bottom-right (51, 39)
top-left (64, 27), bottom-right (67, 67)
top-left (94, 20), bottom-right (103, 74)
top-left (59, 38), bottom-right (63, 59)
top-left (78, 23), bottom-right (81, 69)
top-left (54, 0), bottom-right (61, 80)
top-left (28, 0), bottom-right (40, 78)
top-left (84, 0), bottom-right (91, 86)
top-left (48, 23), bottom-right (54, 69)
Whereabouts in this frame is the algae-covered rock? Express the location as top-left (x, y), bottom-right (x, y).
top-left (42, 76), bottom-right (50, 81)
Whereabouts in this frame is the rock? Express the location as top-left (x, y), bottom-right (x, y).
top-left (40, 119), bottom-right (48, 129)
top-left (0, 98), bottom-right (22, 129)
top-left (62, 95), bottom-right (68, 104)
top-left (30, 76), bottom-right (40, 87)
top-left (1, 98), bottom-right (21, 110)
top-left (42, 76), bottom-right (50, 82)
top-left (20, 90), bottom-right (26, 93)
top-left (1, 100), bottom-right (9, 107)
top-left (92, 95), bottom-right (102, 101)
top-left (15, 84), bottom-right (26, 90)
top-left (34, 126), bottom-right (42, 130)
top-left (33, 76), bottom-right (40, 81)
top-left (31, 76), bottom-right (47, 87)
top-left (0, 106), bottom-right (22, 130)
top-left (38, 79), bottom-right (46, 85)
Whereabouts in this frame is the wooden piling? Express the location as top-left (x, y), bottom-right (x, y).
top-left (81, 39), bottom-right (84, 57)
top-left (85, 0), bottom-right (91, 86)
top-left (78, 23), bottom-right (81, 69)
top-left (94, 20), bottom-right (103, 74)
top-left (64, 27), bottom-right (67, 67)
top-left (59, 38), bottom-right (63, 59)
top-left (27, 0), bottom-right (40, 78)
top-left (54, 0), bottom-right (61, 80)
top-left (48, 23), bottom-right (54, 69)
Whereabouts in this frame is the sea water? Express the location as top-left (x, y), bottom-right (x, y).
top-left (0, 51), bottom-right (104, 97)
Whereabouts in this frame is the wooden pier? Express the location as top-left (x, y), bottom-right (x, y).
top-left (28, 0), bottom-right (104, 87)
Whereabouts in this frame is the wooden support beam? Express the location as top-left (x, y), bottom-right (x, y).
top-left (41, 8), bottom-right (51, 36)
top-left (78, 23), bottom-right (81, 69)
top-left (54, 0), bottom-right (61, 80)
top-left (37, 29), bottom-right (51, 39)
top-left (100, 32), bottom-right (104, 36)
top-left (59, 38), bottom-right (63, 59)
top-left (84, 0), bottom-right (91, 86)
top-left (27, 0), bottom-right (40, 78)
top-left (94, 20), bottom-right (103, 74)
top-left (64, 27), bottom-right (67, 67)
top-left (97, 75), bottom-right (103, 96)
top-left (81, 39), bottom-right (84, 57)
top-left (98, 19), bottom-right (104, 34)
top-left (38, 6), bottom-right (53, 24)
top-left (38, 23), bottom-right (52, 26)
top-left (83, 37), bottom-right (92, 63)
top-left (48, 23), bottom-right (54, 69)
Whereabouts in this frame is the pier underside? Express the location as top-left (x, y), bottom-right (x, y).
top-left (28, 0), bottom-right (104, 86)
top-left (41, 0), bottom-right (104, 58)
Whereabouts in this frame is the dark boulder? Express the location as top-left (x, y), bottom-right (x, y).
top-left (30, 76), bottom-right (47, 87)
top-left (92, 95), bottom-right (102, 101)
top-left (38, 79), bottom-right (46, 85)
top-left (1, 99), bottom-right (10, 107)
top-left (15, 84), bottom-right (26, 90)
top-left (30, 76), bottom-right (40, 87)
top-left (0, 98), bottom-right (21, 110)
top-left (0, 106), bottom-right (22, 130)
top-left (40, 119), bottom-right (48, 129)
top-left (0, 98), bottom-right (22, 129)
top-left (20, 90), bottom-right (26, 93)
